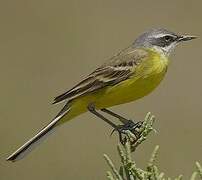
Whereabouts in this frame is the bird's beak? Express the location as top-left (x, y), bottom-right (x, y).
top-left (177, 35), bottom-right (197, 42)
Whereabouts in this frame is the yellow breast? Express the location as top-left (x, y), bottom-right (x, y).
top-left (95, 48), bottom-right (169, 109)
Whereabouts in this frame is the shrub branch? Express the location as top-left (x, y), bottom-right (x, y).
top-left (103, 112), bottom-right (202, 180)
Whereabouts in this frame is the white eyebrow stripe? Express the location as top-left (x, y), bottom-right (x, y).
top-left (152, 33), bottom-right (176, 38)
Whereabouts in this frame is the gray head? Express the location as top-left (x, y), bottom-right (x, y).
top-left (133, 28), bottom-right (196, 56)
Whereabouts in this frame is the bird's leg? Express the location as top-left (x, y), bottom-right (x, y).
top-left (88, 104), bottom-right (127, 144)
top-left (87, 103), bottom-right (119, 130)
top-left (101, 108), bottom-right (130, 124)
top-left (101, 108), bottom-right (144, 145)
top-left (101, 108), bottom-right (143, 133)
top-left (88, 104), bottom-right (142, 144)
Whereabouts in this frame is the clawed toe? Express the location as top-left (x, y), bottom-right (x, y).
top-left (110, 120), bottom-right (143, 145)
top-left (88, 107), bottom-right (144, 145)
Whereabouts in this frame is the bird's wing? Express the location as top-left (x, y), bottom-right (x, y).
top-left (53, 47), bottom-right (148, 104)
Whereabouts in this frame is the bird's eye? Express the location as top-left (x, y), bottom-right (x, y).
top-left (163, 35), bottom-right (173, 42)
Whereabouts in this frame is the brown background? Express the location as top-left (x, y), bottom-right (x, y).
top-left (0, 0), bottom-right (202, 179)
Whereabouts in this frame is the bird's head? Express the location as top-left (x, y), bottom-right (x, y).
top-left (133, 28), bottom-right (197, 56)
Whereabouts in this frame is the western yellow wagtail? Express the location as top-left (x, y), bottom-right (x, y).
top-left (7, 28), bottom-right (196, 162)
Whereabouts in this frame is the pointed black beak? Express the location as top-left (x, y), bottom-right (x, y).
top-left (177, 35), bottom-right (197, 42)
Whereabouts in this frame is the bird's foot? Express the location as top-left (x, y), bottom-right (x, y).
top-left (111, 120), bottom-right (143, 145)
top-left (88, 106), bottom-right (144, 145)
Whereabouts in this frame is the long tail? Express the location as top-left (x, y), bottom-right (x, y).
top-left (6, 103), bottom-right (71, 162)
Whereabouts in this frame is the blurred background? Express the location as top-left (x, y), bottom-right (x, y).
top-left (0, 0), bottom-right (202, 179)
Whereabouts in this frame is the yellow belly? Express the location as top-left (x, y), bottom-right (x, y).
top-left (60, 49), bottom-right (169, 123)
top-left (95, 71), bottom-right (167, 109)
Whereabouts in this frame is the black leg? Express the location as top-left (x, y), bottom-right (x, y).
top-left (101, 108), bottom-right (130, 124)
top-left (87, 104), bottom-right (118, 130)
top-left (101, 108), bottom-right (144, 144)
top-left (88, 104), bottom-right (143, 145)
top-left (101, 108), bottom-right (142, 131)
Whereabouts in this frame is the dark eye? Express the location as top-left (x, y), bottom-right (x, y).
top-left (164, 35), bottom-right (173, 42)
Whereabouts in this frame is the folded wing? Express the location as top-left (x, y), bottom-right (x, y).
top-left (53, 47), bottom-right (148, 104)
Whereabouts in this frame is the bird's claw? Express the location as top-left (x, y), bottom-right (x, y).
top-left (110, 120), bottom-right (143, 145)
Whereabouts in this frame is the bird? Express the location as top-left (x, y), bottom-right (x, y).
top-left (6, 28), bottom-right (196, 162)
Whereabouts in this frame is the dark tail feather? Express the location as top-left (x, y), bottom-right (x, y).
top-left (6, 104), bottom-right (70, 162)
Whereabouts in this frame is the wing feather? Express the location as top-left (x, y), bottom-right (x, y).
top-left (53, 47), bottom-right (148, 104)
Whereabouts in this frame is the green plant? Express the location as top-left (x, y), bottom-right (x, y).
top-left (104, 112), bottom-right (202, 180)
